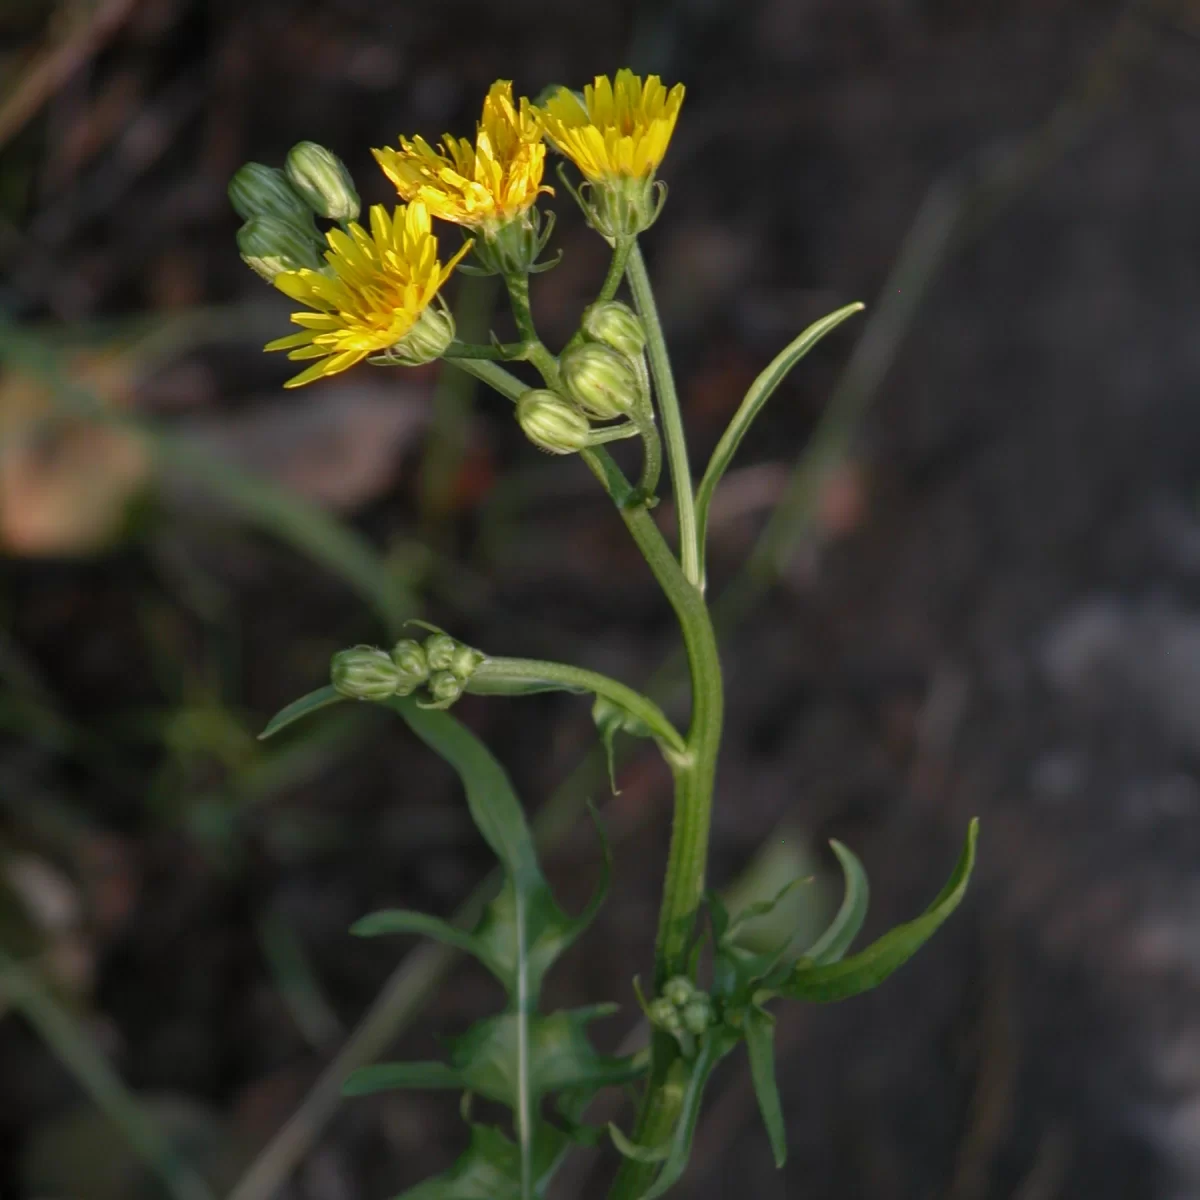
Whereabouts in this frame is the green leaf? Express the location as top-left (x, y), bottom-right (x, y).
top-left (744, 1009), bottom-right (786, 1167)
top-left (780, 819), bottom-right (978, 1003)
top-left (608, 1124), bottom-right (669, 1164)
top-left (801, 839), bottom-right (870, 965)
top-left (342, 1061), bottom-right (462, 1095)
top-left (618, 1034), bottom-right (734, 1200)
top-left (592, 694), bottom-right (654, 794)
top-left (392, 1122), bottom-right (572, 1200)
top-left (694, 301), bottom-right (865, 581)
top-left (257, 685), bottom-right (346, 740)
top-left (350, 909), bottom-right (487, 961)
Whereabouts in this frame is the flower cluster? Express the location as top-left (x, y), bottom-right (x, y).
top-left (229, 70), bottom-right (684, 387)
top-left (331, 632), bottom-right (483, 710)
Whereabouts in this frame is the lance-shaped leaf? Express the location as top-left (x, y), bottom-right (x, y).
top-left (779, 819), bottom-right (978, 1003)
top-left (801, 839), bottom-right (870, 965)
top-left (393, 1122), bottom-right (572, 1200)
top-left (345, 1006), bottom-right (643, 1108)
top-left (694, 301), bottom-right (865, 583)
top-left (609, 1033), bottom-right (735, 1200)
top-left (258, 684), bottom-right (346, 740)
top-left (743, 1008), bottom-right (787, 1167)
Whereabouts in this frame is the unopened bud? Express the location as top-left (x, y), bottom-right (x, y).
top-left (449, 643), bottom-right (483, 680)
top-left (560, 343), bottom-right (638, 421)
top-left (427, 670), bottom-right (464, 706)
top-left (388, 303), bottom-right (456, 366)
top-left (237, 216), bottom-right (324, 281)
top-left (331, 645), bottom-right (399, 702)
top-left (285, 142), bottom-right (360, 222)
top-left (516, 389), bottom-right (591, 455)
top-left (582, 301), bottom-right (646, 359)
top-left (662, 975), bottom-right (694, 1009)
top-left (648, 997), bottom-right (683, 1035)
top-left (390, 639), bottom-right (429, 695)
top-left (229, 163), bottom-right (314, 227)
top-left (680, 995), bottom-right (713, 1035)
top-left (424, 633), bottom-right (459, 673)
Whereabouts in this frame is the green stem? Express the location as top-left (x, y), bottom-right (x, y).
top-left (442, 340), bottom-right (527, 361)
top-left (598, 237), bottom-right (633, 305)
top-left (503, 273), bottom-right (560, 384)
top-left (626, 243), bottom-right (701, 587)
top-left (469, 656), bottom-right (687, 758)
top-left (448, 358), bottom-right (527, 404)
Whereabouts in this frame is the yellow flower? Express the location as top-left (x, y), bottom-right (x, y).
top-left (539, 70), bottom-right (685, 182)
top-left (372, 81), bottom-right (549, 229)
top-left (265, 201), bottom-right (469, 388)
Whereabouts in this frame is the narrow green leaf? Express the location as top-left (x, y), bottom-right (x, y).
top-left (725, 877), bottom-right (808, 942)
top-left (350, 910), bottom-right (489, 968)
top-left (634, 1035), bottom-right (734, 1200)
top-left (609, 1124), bottom-right (669, 1163)
top-left (258, 685), bottom-right (345, 740)
top-left (781, 819), bottom-right (978, 1003)
top-left (744, 1009), bottom-right (787, 1167)
top-left (342, 1061), bottom-right (462, 1095)
top-left (802, 840), bottom-right (870, 965)
top-left (592, 695), bottom-right (654, 794)
top-left (694, 302), bottom-right (866, 582)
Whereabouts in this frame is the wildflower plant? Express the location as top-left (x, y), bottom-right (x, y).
top-left (236, 70), bottom-right (978, 1199)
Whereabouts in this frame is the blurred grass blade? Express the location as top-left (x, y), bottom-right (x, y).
top-left (0, 952), bottom-right (217, 1200)
top-left (744, 1008), bottom-right (786, 1168)
top-left (782, 819), bottom-right (978, 1003)
top-left (258, 685), bottom-right (346, 740)
top-left (802, 840), bottom-right (870, 965)
top-left (694, 302), bottom-right (865, 583)
top-left (342, 1061), bottom-right (462, 1094)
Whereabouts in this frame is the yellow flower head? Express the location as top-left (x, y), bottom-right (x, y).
top-left (265, 201), bottom-right (469, 388)
top-left (372, 81), bottom-right (550, 229)
top-left (539, 70), bottom-right (685, 182)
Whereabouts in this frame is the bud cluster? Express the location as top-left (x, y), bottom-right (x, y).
top-left (330, 631), bottom-right (483, 710)
top-left (514, 301), bottom-right (650, 456)
top-left (647, 975), bottom-right (714, 1042)
top-left (229, 143), bottom-right (360, 282)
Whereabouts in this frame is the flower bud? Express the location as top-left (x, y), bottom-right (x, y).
top-left (581, 301), bottom-right (646, 359)
top-left (516, 389), bottom-right (591, 455)
top-left (331, 645), bottom-right (399, 702)
top-left (427, 670), bottom-right (464, 706)
top-left (229, 163), bottom-right (315, 227)
top-left (449, 643), bottom-right (483, 680)
top-left (559, 343), bottom-right (638, 421)
top-left (387, 303), bottom-right (456, 366)
top-left (390, 639), bottom-right (429, 695)
top-left (680, 995), bottom-right (713, 1036)
top-left (424, 633), bottom-right (459, 673)
top-left (648, 997), bottom-right (683, 1035)
top-left (285, 142), bottom-right (360, 222)
top-left (662, 975), bottom-right (694, 1009)
top-left (237, 216), bottom-right (325, 281)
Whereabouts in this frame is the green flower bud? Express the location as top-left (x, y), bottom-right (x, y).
top-left (228, 163), bottom-right (315, 227)
top-left (662, 975), bottom-right (694, 1009)
top-left (581, 300), bottom-right (646, 359)
top-left (681, 995), bottom-right (713, 1036)
top-left (424, 633), bottom-right (459, 673)
top-left (237, 216), bottom-right (324, 281)
top-left (390, 639), bottom-right (429, 695)
top-left (449, 643), bottom-right (483, 680)
top-left (387, 303), bottom-right (456, 366)
top-left (427, 670), bottom-right (464, 706)
top-left (516, 389), bottom-right (591, 455)
top-left (560, 343), bottom-right (638, 422)
top-left (331, 645), bottom-right (399, 702)
top-left (285, 141), bottom-right (360, 222)
top-left (648, 997), bottom-right (683, 1034)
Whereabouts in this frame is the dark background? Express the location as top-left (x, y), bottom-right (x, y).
top-left (3, 0), bottom-right (1199, 1196)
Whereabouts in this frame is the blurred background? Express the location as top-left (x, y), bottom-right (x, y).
top-left (2, 0), bottom-right (1199, 1196)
